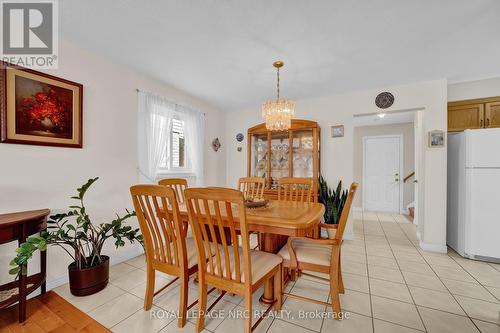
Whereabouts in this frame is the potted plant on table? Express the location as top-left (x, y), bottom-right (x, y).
top-left (9, 177), bottom-right (143, 296)
top-left (318, 175), bottom-right (348, 239)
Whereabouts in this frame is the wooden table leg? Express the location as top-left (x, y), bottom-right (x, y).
top-left (41, 248), bottom-right (47, 294)
top-left (18, 226), bottom-right (27, 323)
top-left (18, 269), bottom-right (26, 322)
top-left (259, 233), bottom-right (288, 305)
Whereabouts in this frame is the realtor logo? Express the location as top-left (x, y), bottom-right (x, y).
top-left (1, 0), bottom-right (58, 68)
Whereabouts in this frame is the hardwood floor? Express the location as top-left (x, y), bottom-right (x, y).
top-left (0, 291), bottom-right (109, 332)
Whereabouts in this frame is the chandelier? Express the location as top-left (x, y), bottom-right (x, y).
top-left (261, 61), bottom-right (295, 131)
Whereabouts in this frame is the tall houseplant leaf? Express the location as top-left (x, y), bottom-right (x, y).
top-left (317, 176), bottom-right (348, 225)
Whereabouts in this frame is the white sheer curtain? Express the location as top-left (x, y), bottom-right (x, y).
top-left (138, 90), bottom-right (205, 185)
top-left (137, 91), bottom-right (174, 183)
top-left (178, 105), bottom-right (205, 186)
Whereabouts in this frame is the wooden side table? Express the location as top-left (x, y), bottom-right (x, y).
top-left (0, 209), bottom-right (50, 322)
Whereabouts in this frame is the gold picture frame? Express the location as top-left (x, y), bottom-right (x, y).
top-left (1, 62), bottom-right (83, 148)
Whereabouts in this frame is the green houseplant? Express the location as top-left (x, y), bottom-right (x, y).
top-left (10, 177), bottom-right (143, 296)
top-left (318, 175), bottom-right (348, 238)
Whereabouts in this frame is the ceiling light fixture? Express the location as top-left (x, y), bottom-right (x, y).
top-left (261, 61), bottom-right (295, 131)
top-left (378, 113), bottom-right (386, 118)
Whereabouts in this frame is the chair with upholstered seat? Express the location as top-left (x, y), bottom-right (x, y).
top-left (158, 178), bottom-right (188, 204)
top-left (130, 185), bottom-right (199, 328)
top-left (277, 177), bottom-right (314, 203)
top-left (238, 177), bottom-right (266, 249)
top-left (277, 182), bottom-right (358, 319)
top-left (185, 187), bottom-right (282, 333)
top-left (238, 177), bottom-right (265, 200)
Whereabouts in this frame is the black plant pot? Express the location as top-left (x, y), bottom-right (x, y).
top-left (68, 255), bottom-right (109, 296)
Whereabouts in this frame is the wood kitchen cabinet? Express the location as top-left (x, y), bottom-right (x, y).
top-left (448, 97), bottom-right (500, 132)
top-left (448, 103), bottom-right (484, 132)
top-left (485, 101), bottom-right (500, 128)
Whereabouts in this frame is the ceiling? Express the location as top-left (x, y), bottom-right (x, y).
top-left (353, 111), bottom-right (414, 127)
top-left (59, 0), bottom-right (500, 112)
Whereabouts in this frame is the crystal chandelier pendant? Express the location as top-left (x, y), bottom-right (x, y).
top-left (261, 61), bottom-right (295, 131)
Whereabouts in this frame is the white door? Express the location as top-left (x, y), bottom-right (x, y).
top-left (364, 136), bottom-right (401, 212)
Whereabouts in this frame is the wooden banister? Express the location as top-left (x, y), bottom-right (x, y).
top-left (403, 172), bottom-right (415, 183)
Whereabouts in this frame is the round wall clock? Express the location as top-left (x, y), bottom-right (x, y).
top-left (375, 92), bottom-right (394, 109)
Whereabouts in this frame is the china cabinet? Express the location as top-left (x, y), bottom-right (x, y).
top-left (247, 119), bottom-right (320, 200)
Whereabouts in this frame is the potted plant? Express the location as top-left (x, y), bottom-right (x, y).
top-left (318, 175), bottom-right (348, 239)
top-left (9, 177), bottom-right (143, 296)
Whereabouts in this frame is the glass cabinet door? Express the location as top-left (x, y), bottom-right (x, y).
top-left (250, 134), bottom-right (268, 178)
top-left (292, 130), bottom-right (314, 178)
top-left (269, 132), bottom-right (290, 189)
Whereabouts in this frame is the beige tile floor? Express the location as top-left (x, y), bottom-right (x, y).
top-left (53, 211), bottom-right (500, 333)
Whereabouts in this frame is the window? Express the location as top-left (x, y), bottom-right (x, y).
top-left (159, 116), bottom-right (188, 171)
top-left (170, 118), bottom-right (185, 169)
top-left (138, 90), bottom-right (204, 184)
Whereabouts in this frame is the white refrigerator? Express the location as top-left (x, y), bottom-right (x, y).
top-left (447, 128), bottom-right (500, 262)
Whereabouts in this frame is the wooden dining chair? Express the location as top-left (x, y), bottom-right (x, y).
top-left (185, 187), bottom-right (282, 333)
top-left (130, 185), bottom-right (199, 328)
top-left (238, 177), bottom-right (265, 200)
top-left (277, 177), bottom-right (314, 203)
top-left (277, 182), bottom-right (358, 319)
top-left (158, 178), bottom-right (188, 204)
top-left (238, 177), bottom-right (265, 250)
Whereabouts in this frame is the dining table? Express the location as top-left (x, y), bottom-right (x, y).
top-left (176, 199), bottom-right (325, 304)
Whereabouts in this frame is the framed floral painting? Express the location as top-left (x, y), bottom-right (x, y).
top-left (0, 62), bottom-right (83, 148)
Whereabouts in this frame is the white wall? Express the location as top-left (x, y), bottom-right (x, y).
top-left (226, 79), bottom-right (447, 251)
top-left (353, 122), bottom-right (415, 210)
top-left (448, 77), bottom-right (500, 101)
top-left (0, 40), bottom-right (226, 287)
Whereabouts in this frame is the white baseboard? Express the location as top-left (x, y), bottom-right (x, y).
top-left (31, 246), bottom-right (145, 298)
top-left (419, 241), bottom-right (447, 253)
top-left (343, 232), bottom-right (353, 240)
top-left (109, 245), bottom-right (144, 266)
top-left (46, 275), bottom-right (70, 292)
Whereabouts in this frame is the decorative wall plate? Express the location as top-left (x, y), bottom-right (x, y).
top-left (375, 92), bottom-right (394, 109)
top-left (211, 137), bottom-right (221, 152)
top-left (236, 133), bottom-right (244, 142)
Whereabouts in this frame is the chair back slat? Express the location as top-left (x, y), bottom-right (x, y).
top-left (213, 201), bottom-right (232, 280)
top-left (150, 196), bottom-right (171, 263)
top-left (277, 177), bottom-right (313, 203)
top-left (185, 187), bottom-right (250, 285)
top-left (142, 194), bottom-right (166, 262)
top-left (238, 177), bottom-right (265, 200)
top-left (130, 185), bottom-right (187, 268)
top-left (335, 183), bottom-right (359, 241)
top-left (193, 198), bottom-right (214, 270)
top-left (225, 202), bottom-right (242, 283)
top-left (204, 199), bottom-right (224, 279)
top-left (158, 178), bottom-right (188, 204)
